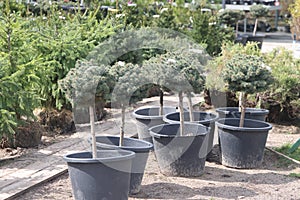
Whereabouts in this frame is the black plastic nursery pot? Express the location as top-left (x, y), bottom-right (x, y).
top-left (149, 123), bottom-right (209, 177)
top-left (163, 111), bottom-right (218, 159)
top-left (132, 106), bottom-right (177, 143)
top-left (64, 150), bottom-right (135, 200)
top-left (216, 118), bottom-right (272, 169)
top-left (216, 107), bottom-right (269, 121)
top-left (93, 136), bottom-right (153, 195)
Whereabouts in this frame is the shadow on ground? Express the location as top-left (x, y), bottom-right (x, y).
top-left (132, 182), bottom-right (257, 199)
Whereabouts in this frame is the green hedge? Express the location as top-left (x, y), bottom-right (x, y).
top-left (0, 2), bottom-right (120, 139)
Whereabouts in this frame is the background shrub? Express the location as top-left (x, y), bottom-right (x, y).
top-left (263, 48), bottom-right (300, 122)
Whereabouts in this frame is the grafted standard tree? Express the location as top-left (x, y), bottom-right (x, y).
top-left (222, 54), bottom-right (273, 127)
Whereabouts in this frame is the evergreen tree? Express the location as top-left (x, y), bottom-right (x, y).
top-left (222, 54), bottom-right (273, 127)
top-left (0, 1), bottom-right (48, 143)
top-left (250, 5), bottom-right (268, 36)
top-left (143, 50), bottom-right (208, 134)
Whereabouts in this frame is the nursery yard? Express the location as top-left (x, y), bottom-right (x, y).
top-left (1, 93), bottom-right (299, 200)
top-left (1, 0), bottom-right (300, 198)
top-left (1, 33), bottom-right (300, 200)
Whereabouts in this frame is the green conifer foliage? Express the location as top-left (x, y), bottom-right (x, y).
top-left (0, 1), bottom-right (48, 141)
top-left (59, 61), bottom-right (109, 107)
top-left (142, 50), bottom-right (207, 97)
top-left (142, 50), bottom-right (208, 134)
top-left (218, 9), bottom-right (244, 36)
top-left (250, 4), bottom-right (268, 36)
top-left (154, 7), bottom-right (179, 31)
top-left (59, 61), bottom-right (109, 157)
top-left (223, 55), bottom-right (273, 94)
top-left (263, 48), bottom-right (300, 121)
top-left (222, 54), bottom-right (273, 126)
top-left (218, 10), bottom-right (244, 27)
top-left (205, 42), bottom-right (262, 92)
top-left (111, 62), bottom-right (144, 145)
top-left (188, 10), bottom-right (234, 56)
top-left (31, 5), bottom-right (119, 108)
top-left (111, 63), bottom-right (142, 106)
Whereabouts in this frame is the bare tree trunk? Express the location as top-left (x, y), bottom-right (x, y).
top-left (159, 87), bottom-right (164, 116)
top-left (253, 18), bottom-right (258, 36)
top-left (236, 21), bottom-right (239, 38)
top-left (89, 106), bottom-right (97, 159)
top-left (238, 92), bottom-right (243, 112)
top-left (256, 93), bottom-right (262, 108)
top-left (119, 105), bottom-right (125, 147)
top-left (239, 92), bottom-right (246, 127)
top-left (187, 92), bottom-right (194, 122)
top-left (179, 91), bottom-right (185, 136)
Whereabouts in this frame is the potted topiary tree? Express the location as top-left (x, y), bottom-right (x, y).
top-left (242, 4), bottom-right (268, 49)
top-left (217, 9), bottom-right (244, 38)
top-left (132, 55), bottom-right (180, 144)
top-left (206, 42), bottom-right (270, 121)
top-left (161, 52), bottom-right (219, 160)
top-left (93, 62), bottom-right (153, 195)
top-left (216, 54), bottom-right (274, 169)
top-left (59, 61), bottom-right (135, 200)
top-left (251, 4), bottom-right (269, 37)
top-left (148, 51), bottom-right (210, 177)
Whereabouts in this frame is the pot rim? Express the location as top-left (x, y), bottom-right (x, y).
top-left (63, 150), bottom-right (135, 164)
top-left (132, 106), bottom-right (177, 120)
top-left (216, 107), bottom-right (269, 115)
top-left (216, 118), bottom-right (272, 132)
top-left (149, 123), bottom-right (209, 138)
top-left (92, 136), bottom-right (154, 152)
top-left (163, 111), bottom-right (219, 124)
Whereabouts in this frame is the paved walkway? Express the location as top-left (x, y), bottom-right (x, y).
top-left (261, 31), bottom-right (300, 57)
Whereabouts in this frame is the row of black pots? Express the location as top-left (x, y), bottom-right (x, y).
top-left (133, 106), bottom-right (218, 177)
top-left (132, 106), bottom-right (272, 172)
top-left (132, 106), bottom-right (216, 144)
top-left (63, 106), bottom-right (272, 199)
